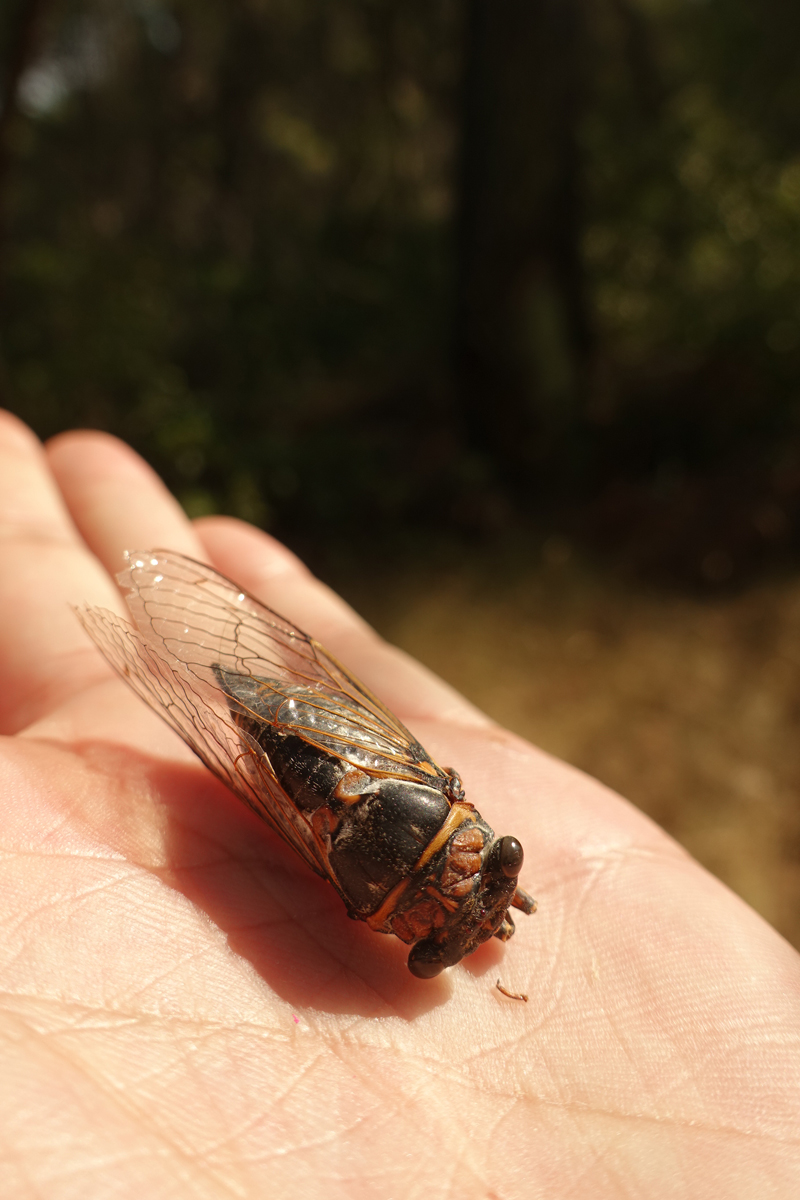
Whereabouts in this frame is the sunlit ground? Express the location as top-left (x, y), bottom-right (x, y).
top-left (336, 541), bottom-right (800, 952)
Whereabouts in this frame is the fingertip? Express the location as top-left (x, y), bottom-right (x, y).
top-left (46, 431), bottom-right (203, 570)
top-left (46, 429), bottom-right (157, 482)
top-left (0, 408), bottom-right (44, 454)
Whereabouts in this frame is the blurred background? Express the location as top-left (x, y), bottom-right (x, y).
top-left (1, 0), bottom-right (799, 945)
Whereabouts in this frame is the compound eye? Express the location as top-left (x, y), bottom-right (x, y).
top-left (498, 836), bottom-right (524, 878)
top-left (408, 941), bottom-right (446, 979)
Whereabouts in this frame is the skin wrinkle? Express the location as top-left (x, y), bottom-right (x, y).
top-left (354, 1040), bottom-right (468, 1092)
top-left (319, 1166), bottom-right (426, 1196)
top-left (641, 1015), bottom-right (777, 1115)
top-left (71, 1086), bottom-right (245, 1199)
top-left (335, 1018), bottom-right (451, 1066)
top-left (599, 1003), bottom-right (670, 1113)
top-left (729, 1027), bottom-right (800, 1054)
top-left (194, 1045), bottom-right (390, 1182)
top-left (575, 840), bottom-right (684, 866)
top-left (196, 1082), bottom-right (322, 1165)
top-left (159, 811), bottom-right (266, 869)
top-left (224, 1111), bottom-right (367, 1169)
top-left (303, 950), bottom-right (404, 1018)
top-left (15, 741), bottom-right (216, 871)
top-left (149, 1054), bottom-right (279, 1175)
top-left (563, 1149), bottom-right (645, 1200)
top-left (353, 1040), bottom-right (501, 1165)
top-left (538, 1092), bottom-right (800, 1148)
top-left (110, 943), bottom-right (226, 1012)
top-left (23, 1145), bottom-right (194, 1192)
top-left (14, 984), bottom-right (551, 1171)
top-left (312, 1042), bottom-right (480, 1192)
top-left (566, 1107), bottom-right (677, 1200)
top-left (2, 1028), bottom-right (240, 1200)
top-left (457, 1026), bottom-right (546, 1079)
top-left (568, 854), bottom-right (628, 926)
top-left (0, 848), bottom-right (128, 863)
top-left (225, 1049), bottom-right (331, 1147)
top-left (624, 1037), bottom-right (706, 1116)
top-left (77, 1039), bottom-right (203, 1100)
top-left (514, 1030), bottom-right (571, 1112)
top-left (571, 1154), bottom-right (644, 1200)
top-left (564, 1109), bottom-right (787, 1200)
top-left (88, 878), bottom-right (208, 952)
top-left (4, 789), bottom-right (83, 849)
top-left (56, 1020), bottom-right (298, 1132)
top-left (0, 942), bottom-right (49, 986)
top-left (607, 1004), bottom-right (715, 1105)
top-left (0, 992), bottom-right (296, 1042)
top-left (410, 1096), bottom-right (501, 1200)
top-left (462, 1090), bottom-right (518, 1149)
top-left (438, 1156), bottom-right (489, 1200)
top-left (5, 903), bottom-right (254, 1022)
top-left (2, 864), bottom-right (145, 939)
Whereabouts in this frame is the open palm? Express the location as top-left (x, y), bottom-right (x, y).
top-left (1, 409), bottom-right (798, 1200)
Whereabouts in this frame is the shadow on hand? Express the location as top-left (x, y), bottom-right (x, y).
top-left (71, 740), bottom-right (451, 1020)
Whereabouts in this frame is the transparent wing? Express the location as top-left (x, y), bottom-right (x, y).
top-left (105, 550), bottom-right (443, 783)
top-left (76, 550), bottom-right (448, 877)
top-left (76, 597), bottom-right (329, 877)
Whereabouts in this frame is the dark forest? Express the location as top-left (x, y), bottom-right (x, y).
top-left (3, 0), bottom-right (800, 581)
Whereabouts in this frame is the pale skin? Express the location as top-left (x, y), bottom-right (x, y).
top-left (0, 410), bottom-right (799, 1200)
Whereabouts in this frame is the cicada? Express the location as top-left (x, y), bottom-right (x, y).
top-left (78, 551), bottom-right (536, 977)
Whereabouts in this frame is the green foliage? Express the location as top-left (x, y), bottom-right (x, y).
top-left (2, 0), bottom-right (800, 573)
top-left (3, 0), bottom-right (457, 530)
top-left (583, 0), bottom-right (800, 431)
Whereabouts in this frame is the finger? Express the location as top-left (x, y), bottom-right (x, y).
top-left (0, 412), bottom-right (126, 733)
top-left (45, 430), bottom-right (204, 574)
top-left (13, 429), bottom-right (209, 742)
top-left (195, 515), bottom-right (490, 729)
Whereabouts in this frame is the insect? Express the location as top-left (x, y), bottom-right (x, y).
top-left (77, 550), bottom-right (536, 978)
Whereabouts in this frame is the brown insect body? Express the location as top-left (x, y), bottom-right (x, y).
top-left (78, 551), bottom-right (535, 977)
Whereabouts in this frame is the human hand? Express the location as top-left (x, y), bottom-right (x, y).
top-left (1, 410), bottom-right (798, 1199)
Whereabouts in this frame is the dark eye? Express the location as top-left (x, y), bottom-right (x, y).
top-left (498, 836), bottom-right (524, 878)
top-left (408, 942), bottom-right (446, 978)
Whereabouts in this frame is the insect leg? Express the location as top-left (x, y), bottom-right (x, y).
top-left (493, 913), bottom-right (515, 942)
top-left (496, 980), bottom-right (528, 1002)
top-left (511, 886), bottom-right (537, 915)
